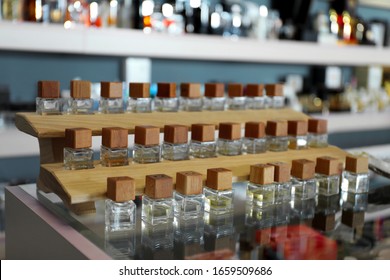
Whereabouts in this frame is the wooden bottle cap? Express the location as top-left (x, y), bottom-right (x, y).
top-left (228, 83), bottom-right (244, 97)
top-left (204, 83), bottom-right (225, 98)
top-left (180, 83), bottom-right (201, 99)
top-left (316, 156), bottom-right (340, 176)
top-left (175, 171), bottom-right (203, 195)
top-left (134, 125), bottom-right (160, 146)
top-left (206, 168), bottom-right (232, 190)
top-left (345, 155), bottom-right (368, 173)
top-left (308, 118), bottom-right (328, 134)
top-left (191, 124), bottom-right (215, 142)
top-left (268, 162), bottom-right (291, 183)
top-left (245, 84), bottom-right (264, 97)
top-left (145, 174), bottom-right (173, 199)
top-left (341, 210), bottom-right (365, 228)
top-left (265, 84), bottom-right (283, 97)
top-left (291, 159), bottom-right (315, 180)
top-left (38, 81), bottom-right (60, 98)
top-left (244, 122), bottom-right (265, 138)
top-left (164, 124), bottom-right (188, 144)
top-left (157, 82), bottom-right (176, 98)
top-left (100, 81), bottom-right (122, 98)
top-left (287, 120), bottom-right (308, 136)
top-left (313, 213), bottom-right (335, 232)
top-left (265, 120), bottom-right (288, 137)
top-left (106, 176), bottom-right (135, 202)
top-left (70, 80), bottom-right (91, 99)
top-left (102, 127), bottom-right (128, 148)
top-left (129, 82), bottom-right (150, 98)
top-left (250, 164), bottom-right (275, 185)
top-left (218, 122), bottom-right (241, 140)
top-left (64, 128), bottom-right (92, 149)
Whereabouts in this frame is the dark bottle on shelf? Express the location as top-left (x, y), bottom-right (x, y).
top-left (22, 0), bottom-right (43, 22)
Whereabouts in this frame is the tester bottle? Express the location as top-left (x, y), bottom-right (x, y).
top-left (36, 80), bottom-right (62, 115)
top-left (63, 128), bottom-right (94, 170)
top-left (127, 82), bottom-right (152, 113)
top-left (245, 84), bottom-right (265, 109)
top-left (291, 159), bottom-right (317, 200)
top-left (269, 162), bottom-right (292, 204)
top-left (288, 120), bottom-right (308, 150)
top-left (101, 127), bottom-right (129, 167)
top-left (180, 83), bottom-right (203, 111)
top-left (247, 164), bottom-right (276, 208)
top-left (133, 125), bottom-right (161, 163)
top-left (341, 155), bottom-right (369, 193)
top-left (154, 82), bottom-right (179, 112)
top-left (242, 121), bottom-right (267, 154)
top-left (203, 83), bottom-right (226, 111)
top-left (266, 120), bottom-right (288, 152)
top-left (217, 122), bottom-right (242, 156)
top-left (69, 80), bottom-right (94, 114)
top-left (265, 84), bottom-right (285, 109)
top-left (162, 124), bottom-right (189, 161)
top-left (316, 156), bottom-right (340, 196)
top-left (227, 83), bottom-right (246, 110)
top-left (308, 118), bottom-right (328, 148)
top-left (99, 81), bottom-right (124, 114)
top-left (189, 123), bottom-right (217, 158)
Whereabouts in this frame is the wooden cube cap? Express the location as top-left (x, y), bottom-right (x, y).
top-left (129, 82), bottom-right (150, 98)
top-left (38, 81), bottom-right (60, 98)
top-left (308, 118), bottom-right (328, 134)
top-left (64, 128), bottom-right (92, 149)
top-left (291, 159), bottom-right (315, 180)
top-left (191, 124), bottom-right (215, 142)
top-left (100, 81), bottom-right (122, 98)
top-left (180, 83), bottom-right (201, 99)
top-left (145, 174), bottom-right (173, 199)
top-left (106, 176), bottom-right (135, 202)
top-left (265, 84), bottom-right (283, 97)
top-left (134, 125), bottom-right (160, 146)
top-left (206, 168), bottom-right (232, 190)
top-left (70, 80), bottom-right (91, 99)
top-left (288, 120), bottom-right (308, 136)
top-left (164, 124), bottom-right (188, 144)
top-left (266, 120), bottom-right (288, 137)
top-left (268, 162), bottom-right (291, 183)
top-left (316, 156), bottom-right (340, 176)
top-left (228, 83), bottom-right (244, 97)
top-left (175, 171), bottom-right (203, 195)
top-left (250, 164), bottom-right (275, 185)
top-left (204, 83), bottom-right (225, 98)
top-left (218, 122), bottom-right (241, 140)
top-left (157, 83), bottom-right (176, 98)
top-left (345, 155), bottom-right (368, 173)
top-left (102, 127), bottom-right (128, 148)
top-left (313, 213), bottom-right (335, 232)
top-left (244, 122), bottom-right (265, 138)
top-left (341, 210), bottom-right (365, 228)
top-left (245, 84), bottom-right (264, 97)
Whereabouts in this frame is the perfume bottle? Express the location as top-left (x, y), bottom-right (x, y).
top-left (105, 176), bottom-right (136, 231)
top-left (174, 171), bottom-right (204, 220)
top-left (291, 159), bottom-right (317, 200)
top-left (203, 83), bottom-right (226, 111)
top-left (127, 82), bottom-right (152, 113)
top-left (154, 83), bottom-right (179, 112)
top-left (63, 128), bottom-right (94, 170)
top-left (341, 155), bottom-right (369, 193)
top-left (266, 120), bottom-right (288, 152)
top-left (162, 124), bottom-right (189, 161)
top-left (69, 80), bottom-right (94, 114)
top-left (203, 168), bottom-right (234, 214)
top-left (269, 162), bottom-right (292, 204)
top-left (189, 123), bottom-right (217, 158)
top-left (265, 84), bottom-right (285, 109)
top-left (142, 174), bottom-right (174, 225)
top-left (101, 127), bottom-right (129, 167)
top-left (180, 83), bottom-right (203, 111)
top-left (315, 156), bottom-right (340, 196)
top-left (99, 81), bottom-right (124, 114)
top-left (133, 125), bottom-right (161, 163)
top-left (36, 80), bottom-right (62, 115)
top-left (308, 118), bottom-right (328, 148)
top-left (245, 84), bottom-right (265, 109)
top-left (247, 164), bottom-right (276, 208)
top-left (242, 121), bottom-right (267, 154)
top-left (217, 122), bottom-right (242, 156)
top-left (288, 120), bottom-right (308, 150)
top-left (227, 83), bottom-right (246, 110)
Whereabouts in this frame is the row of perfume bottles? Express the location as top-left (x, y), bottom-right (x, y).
top-left (36, 81), bottom-right (285, 115)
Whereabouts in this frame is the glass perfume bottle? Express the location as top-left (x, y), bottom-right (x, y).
top-left (69, 80), bottom-right (94, 114)
top-left (142, 174), bottom-right (174, 225)
top-left (127, 82), bottom-right (152, 113)
top-left (154, 82), bottom-right (179, 112)
top-left (101, 127), bottom-right (129, 167)
top-left (105, 176), bottom-right (136, 231)
top-left (242, 121), bottom-right (267, 154)
top-left (245, 84), bottom-right (265, 109)
top-left (180, 83), bottom-right (203, 111)
top-left (174, 171), bottom-right (204, 220)
top-left (247, 164), bottom-right (276, 208)
top-left (63, 128), bottom-right (94, 170)
top-left (203, 168), bottom-right (234, 214)
top-left (341, 155), bottom-right (369, 193)
top-left (203, 83), bottom-right (226, 111)
top-left (162, 124), bottom-right (189, 161)
top-left (99, 81), bottom-right (124, 114)
top-left (265, 84), bottom-right (285, 109)
top-left (266, 120), bottom-right (288, 152)
top-left (315, 156), bottom-right (340, 196)
top-left (36, 80), bottom-right (62, 115)
top-left (288, 120), bottom-right (308, 150)
top-left (227, 83), bottom-right (246, 110)
top-left (269, 161), bottom-right (292, 204)
top-left (217, 122), bottom-right (242, 156)
top-left (308, 118), bottom-right (328, 148)
top-left (291, 159), bottom-right (317, 200)
top-left (133, 125), bottom-right (161, 163)
top-left (189, 123), bottom-right (217, 158)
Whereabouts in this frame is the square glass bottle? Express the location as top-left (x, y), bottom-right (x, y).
top-left (142, 174), bottom-right (174, 225)
top-left (203, 83), bottom-right (226, 111)
top-left (315, 156), bottom-right (340, 196)
top-left (189, 123), bottom-right (217, 158)
top-left (162, 124), bottom-right (189, 161)
top-left (269, 161), bottom-right (292, 204)
top-left (133, 125), bottom-right (161, 163)
top-left (247, 164), bottom-right (276, 208)
top-left (68, 80), bottom-right (94, 114)
top-left (341, 155), bottom-right (369, 193)
top-left (101, 127), bottom-right (129, 167)
top-left (63, 128), bottom-right (94, 170)
top-left (99, 81), bottom-right (124, 114)
top-left (245, 84), bottom-right (265, 109)
top-left (227, 83), bottom-right (246, 110)
top-left (127, 82), bottom-right (152, 113)
top-left (36, 80), bottom-right (62, 115)
top-left (242, 121), bottom-right (267, 154)
top-left (288, 120), bottom-right (308, 150)
top-left (265, 84), bottom-right (285, 109)
top-left (308, 118), bottom-right (328, 148)
top-left (291, 159), bottom-right (317, 200)
top-left (180, 83), bottom-right (203, 111)
top-left (217, 122), bottom-right (242, 156)
top-left (266, 120), bottom-right (288, 152)
top-left (154, 82), bottom-right (179, 112)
